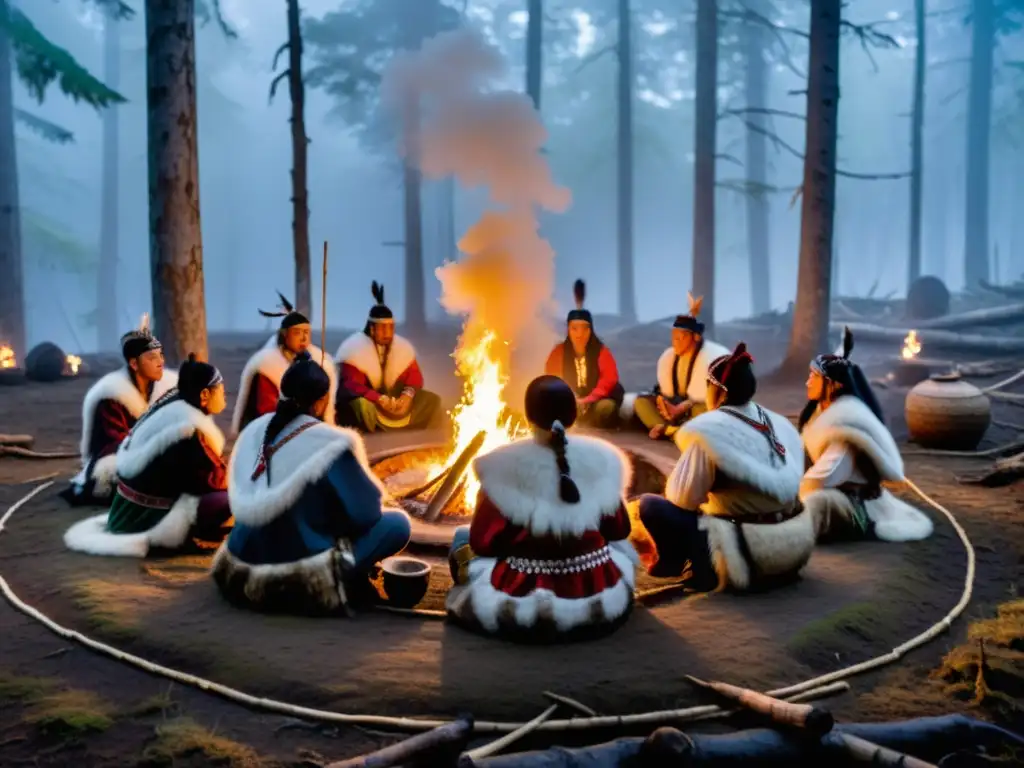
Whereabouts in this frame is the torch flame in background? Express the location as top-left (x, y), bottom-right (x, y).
top-left (902, 330), bottom-right (922, 360)
top-left (65, 354), bottom-right (82, 375)
top-left (0, 345), bottom-right (15, 369)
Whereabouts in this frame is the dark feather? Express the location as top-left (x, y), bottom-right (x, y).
top-left (187, 352), bottom-right (197, 363)
top-left (573, 279), bottom-right (585, 309)
top-left (372, 281), bottom-right (385, 305)
top-left (276, 291), bottom-right (294, 313)
top-left (733, 341), bottom-right (747, 358)
top-left (842, 326), bottom-right (854, 359)
top-left (258, 309), bottom-right (287, 318)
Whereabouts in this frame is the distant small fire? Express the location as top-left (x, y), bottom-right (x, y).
top-left (902, 330), bottom-right (921, 361)
top-left (0, 344), bottom-right (15, 369)
top-left (65, 354), bottom-right (82, 376)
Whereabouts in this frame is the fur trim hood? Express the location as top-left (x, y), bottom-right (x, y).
top-left (228, 414), bottom-right (379, 528)
top-left (802, 396), bottom-right (903, 482)
top-left (335, 332), bottom-right (417, 391)
top-left (79, 368), bottom-right (179, 459)
top-left (473, 434), bottom-right (631, 538)
top-left (656, 339), bottom-right (729, 403)
top-left (116, 398), bottom-right (225, 480)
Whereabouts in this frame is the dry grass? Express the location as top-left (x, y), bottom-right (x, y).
top-left (0, 671), bottom-right (57, 702)
top-left (71, 578), bottom-right (173, 639)
top-left (0, 671), bottom-right (115, 737)
top-left (141, 717), bottom-right (265, 767)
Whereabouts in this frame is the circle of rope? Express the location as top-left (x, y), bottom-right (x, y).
top-left (0, 476), bottom-right (975, 734)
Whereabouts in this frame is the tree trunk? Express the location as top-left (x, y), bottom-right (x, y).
top-left (286, 0), bottom-right (311, 317)
top-left (0, 1), bottom-right (24, 360)
top-left (525, 0), bottom-right (542, 110)
top-left (97, 6), bottom-right (121, 350)
top-left (616, 0), bottom-right (636, 322)
top-left (780, 0), bottom-right (840, 375)
top-left (963, 0), bottom-right (993, 289)
top-left (146, 0), bottom-right (208, 365)
top-left (691, 0), bottom-right (717, 334)
top-left (744, 1), bottom-right (770, 316)
top-left (907, 0), bottom-right (926, 288)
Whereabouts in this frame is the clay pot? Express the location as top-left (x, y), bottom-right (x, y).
top-left (905, 373), bottom-right (991, 450)
top-left (381, 556), bottom-right (432, 609)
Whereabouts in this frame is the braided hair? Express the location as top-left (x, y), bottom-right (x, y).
top-left (524, 375), bottom-right (581, 504)
top-left (259, 351), bottom-right (331, 484)
top-left (798, 326), bottom-right (884, 432)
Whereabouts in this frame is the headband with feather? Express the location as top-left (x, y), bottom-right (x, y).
top-left (259, 291), bottom-right (309, 329)
top-left (811, 326), bottom-right (855, 378)
top-left (120, 311), bottom-right (162, 361)
top-left (707, 341), bottom-right (754, 391)
top-left (567, 278), bottom-right (593, 325)
top-left (673, 291), bottom-right (706, 335)
top-left (368, 280), bottom-right (394, 322)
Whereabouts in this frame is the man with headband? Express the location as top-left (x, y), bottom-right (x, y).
top-left (620, 292), bottom-right (728, 440)
top-left (64, 354), bottom-right (233, 557)
top-left (335, 281), bottom-right (442, 433)
top-left (799, 327), bottom-right (933, 542)
top-left (544, 279), bottom-right (624, 428)
top-left (213, 352), bottom-right (412, 615)
top-left (231, 292), bottom-right (337, 436)
top-left (61, 314), bottom-right (178, 506)
top-left (630, 342), bottom-right (814, 593)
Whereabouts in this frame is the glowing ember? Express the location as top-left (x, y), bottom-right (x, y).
top-left (0, 344), bottom-right (15, 369)
top-left (65, 354), bottom-right (82, 375)
top-left (901, 330), bottom-right (922, 361)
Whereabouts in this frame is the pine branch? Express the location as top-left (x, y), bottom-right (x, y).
top-left (723, 5), bottom-right (807, 78)
top-left (573, 43), bottom-right (615, 75)
top-left (272, 41), bottom-right (290, 72)
top-left (14, 108), bottom-right (74, 143)
top-left (269, 70), bottom-right (290, 103)
top-left (195, 0), bottom-right (238, 39)
top-left (720, 106), bottom-right (806, 121)
top-left (85, 0), bottom-right (136, 21)
top-left (840, 19), bottom-right (901, 73)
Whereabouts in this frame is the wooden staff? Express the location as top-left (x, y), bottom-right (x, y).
top-left (327, 716), bottom-right (473, 768)
top-left (684, 675), bottom-right (834, 737)
top-left (424, 430), bottom-right (487, 522)
top-left (321, 241), bottom-right (328, 367)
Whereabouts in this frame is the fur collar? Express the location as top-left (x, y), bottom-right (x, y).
top-left (655, 340), bottom-right (729, 402)
top-left (229, 414), bottom-right (378, 527)
top-left (116, 399), bottom-right (225, 480)
top-left (802, 396), bottom-right (903, 482)
top-left (231, 340), bottom-right (337, 436)
top-left (79, 368), bottom-right (179, 459)
top-left (673, 402), bottom-right (804, 503)
top-left (473, 434), bottom-right (630, 537)
top-left (335, 332), bottom-right (417, 391)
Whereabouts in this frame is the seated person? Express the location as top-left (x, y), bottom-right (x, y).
top-left (62, 314), bottom-right (178, 506)
top-left (231, 292), bottom-right (337, 436)
top-left (620, 292), bottom-right (728, 440)
top-left (544, 279), bottom-right (623, 428)
top-left (799, 328), bottom-right (933, 542)
top-left (335, 281), bottom-right (442, 432)
top-left (64, 355), bottom-right (232, 557)
top-left (446, 375), bottom-right (639, 643)
top-left (212, 352), bottom-right (412, 615)
top-left (633, 343), bottom-right (814, 592)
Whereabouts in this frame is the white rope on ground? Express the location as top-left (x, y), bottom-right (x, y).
top-left (0, 474), bottom-right (976, 733)
top-left (981, 368), bottom-right (1024, 393)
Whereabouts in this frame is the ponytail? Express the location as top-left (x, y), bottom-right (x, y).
top-left (549, 420), bottom-right (581, 504)
top-left (259, 398), bottom-right (306, 485)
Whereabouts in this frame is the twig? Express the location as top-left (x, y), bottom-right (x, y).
top-left (720, 106), bottom-right (806, 121)
top-left (328, 716), bottom-right (473, 767)
top-left (462, 705), bottom-right (558, 762)
top-left (683, 675), bottom-right (834, 736)
top-left (0, 446), bottom-right (80, 460)
top-left (40, 647), bottom-right (71, 660)
top-left (542, 691), bottom-right (597, 717)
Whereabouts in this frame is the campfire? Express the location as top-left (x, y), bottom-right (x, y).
top-left (0, 344), bottom-right (14, 369)
top-left (902, 330), bottom-right (921, 360)
top-left (64, 354), bottom-right (82, 377)
top-left (894, 329), bottom-right (930, 386)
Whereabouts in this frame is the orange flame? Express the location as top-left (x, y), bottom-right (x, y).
top-left (65, 354), bottom-right (82, 375)
top-left (0, 344), bottom-right (15, 369)
top-left (901, 330), bottom-right (921, 361)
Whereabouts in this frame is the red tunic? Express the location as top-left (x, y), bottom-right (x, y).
top-left (469, 492), bottom-right (632, 600)
top-left (89, 399), bottom-right (137, 460)
top-left (544, 343), bottom-right (620, 404)
top-left (339, 359), bottom-right (424, 404)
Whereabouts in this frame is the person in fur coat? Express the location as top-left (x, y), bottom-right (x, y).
top-left (61, 314), bottom-right (178, 507)
top-left (63, 355), bottom-right (233, 558)
top-left (798, 328), bottom-right (933, 543)
top-left (632, 343), bottom-right (814, 592)
top-left (446, 375), bottom-right (640, 643)
top-left (231, 293), bottom-right (337, 436)
top-left (619, 292), bottom-right (729, 440)
top-left (212, 353), bottom-right (412, 615)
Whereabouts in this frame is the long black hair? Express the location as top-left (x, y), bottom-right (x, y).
top-left (260, 352), bottom-right (331, 484)
top-left (524, 375), bottom-right (581, 504)
top-left (798, 328), bottom-right (884, 432)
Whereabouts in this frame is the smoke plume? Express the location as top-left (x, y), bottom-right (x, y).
top-left (380, 28), bottom-right (571, 403)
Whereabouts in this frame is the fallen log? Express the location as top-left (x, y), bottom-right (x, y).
top-left (424, 430), bottom-right (487, 523)
top-left (0, 435), bottom-right (33, 447)
top-left (462, 715), bottom-right (1024, 767)
top-left (683, 675), bottom-right (833, 736)
top-left (913, 302), bottom-right (1024, 330)
top-left (829, 323), bottom-right (1024, 354)
top-left (327, 715), bottom-right (473, 767)
top-left (978, 280), bottom-right (1024, 300)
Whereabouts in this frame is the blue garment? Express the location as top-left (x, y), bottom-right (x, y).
top-left (637, 493), bottom-right (718, 590)
top-left (226, 450), bottom-right (410, 574)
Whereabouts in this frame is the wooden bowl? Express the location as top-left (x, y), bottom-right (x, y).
top-left (380, 556), bottom-right (432, 608)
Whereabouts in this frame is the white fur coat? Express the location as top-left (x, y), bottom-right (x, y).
top-left (71, 367), bottom-right (179, 498)
top-left (230, 338), bottom-right (337, 436)
top-left (64, 398), bottom-right (224, 558)
top-left (619, 339), bottom-right (728, 420)
top-left (801, 396), bottom-right (933, 542)
top-left (673, 404), bottom-right (815, 590)
top-left (335, 332), bottom-right (418, 392)
top-left (446, 435), bottom-right (640, 634)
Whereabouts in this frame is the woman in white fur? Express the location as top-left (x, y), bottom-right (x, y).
top-left (446, 375), bottom-right (640, 643)
top-left (212, 352), bottom-right (411, 615)
top-left (798, 328), bottom-right (933, 543)
top-left (64, 355), bottom-right (233, 558)
top-left (632, 343), bottom-right (814, 593)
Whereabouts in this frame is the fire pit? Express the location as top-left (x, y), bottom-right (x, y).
top-left (893, 330), bottom-right (932, 387)
top-left (0, 343), bottom-right (24, 385)
top-left (0, 342), bottom-right (85, 385)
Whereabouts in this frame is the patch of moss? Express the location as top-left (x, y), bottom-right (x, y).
top-left (787, 601), bottom-right (886, 656)
top-left (131, 687), bottom-right (180, 718)
top-left (0, 671), bottom-right (57, 702)
top-left (22, 689), bottom-right (115, 737)
top-left (140, 718), bottom-right (264, 767)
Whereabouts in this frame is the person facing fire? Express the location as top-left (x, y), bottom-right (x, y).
top-left (61, 314), bottom-right (178, 507)
top-left (63, 354), bottom-right (233, 557)
top-left (446, 374), bottom-right (639, 643)
top-left (231, 292), bottom-right (337, 437)
top-left (620, 292), bottom-right (729, 441)
top-left (334, 281), bottom-right (442, 433)
top-left (212, 352), bottom-right (412, 615)
top-left (544, 279), bottom-right (624, 429)
top-left (798, 327), bottom-right (933, 543)
top-left (631, 343), bottom-right (814, 593)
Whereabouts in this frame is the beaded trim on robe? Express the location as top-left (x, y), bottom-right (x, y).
top-left (506, 545), bottom-right (612, 576)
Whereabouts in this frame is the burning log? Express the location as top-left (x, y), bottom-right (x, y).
top-left (683, 675), bottom-right (834, 736)
top-left (327, 715), bottom-right (473, 768)
top-left (424, 430), bottom-right (487, 523)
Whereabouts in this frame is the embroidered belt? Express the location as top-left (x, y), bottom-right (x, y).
top-left (715, 504), bottom-right (803, 526)
top-left (506, 545), bottom-right (612, 576)
top-left (116, 482), bottom-right (174, 510)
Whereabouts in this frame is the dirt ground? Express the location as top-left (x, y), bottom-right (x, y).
top-left (0, 325), bottom-right (1022, 766)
